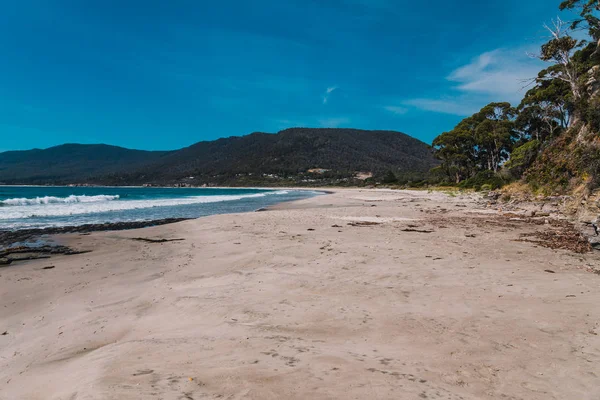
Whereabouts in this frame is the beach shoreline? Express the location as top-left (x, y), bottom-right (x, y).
top-left (1, 188), bottom-right (599, 399)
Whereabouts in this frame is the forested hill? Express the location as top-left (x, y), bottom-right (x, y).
top-left (0, 128), bottom-right (437, 186)
top-left (0, 144), bottom-right (171, 185)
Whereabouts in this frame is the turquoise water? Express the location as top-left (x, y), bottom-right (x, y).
top-left (0, 186), bottom-right (321, 230)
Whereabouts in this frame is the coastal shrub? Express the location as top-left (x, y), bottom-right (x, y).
top-left (505, 140), bottom-right (540, 178)
top-left (523, 126), bottom-right (600, 194)
top-left (382, 170), bottom-right (398, 184)
top-left (459, 170), bottom-right (507, 191)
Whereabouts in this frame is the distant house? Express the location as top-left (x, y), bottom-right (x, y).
top-left (307, 168), bottom-right (329, 174)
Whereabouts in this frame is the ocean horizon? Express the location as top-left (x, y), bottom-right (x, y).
top-left (0, 186), bottom-right (321, 230)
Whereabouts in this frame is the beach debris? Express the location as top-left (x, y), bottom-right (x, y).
top-left (347, 221), bottom-right (380, 227)
top-left (307, 228), bottom-right (315, 231)
top-left (592, 222), bottom-right (599, 236)
top-left (63, 250), bottom-right (92, 255)
top-left (516, 219), bottom-right (592, 253)
top-left (131, 237), bottom-right (185, 243)
top-left (544, 269), bottom-right (556, 273)
top-left (42, 266), bottom-right (55, 270)
top-left (401, 228), bottom-right (433, 233)
top-left (1, 331), bottom-right (7, 336)
top-left (132, 369), bottom-right (154, 376)
top-left (331, 224), bottom-right (342, 228)
top-left (0, 246), bottom-right (92, 266)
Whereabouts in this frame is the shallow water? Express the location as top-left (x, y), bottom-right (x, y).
top-left (0, 186), bottom-right (321, 230)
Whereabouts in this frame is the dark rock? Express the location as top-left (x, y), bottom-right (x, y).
top-left (0, 245), bottom-right (92, 267)
top-left (0, 218), bottom-right (190, 248)
top-left (131, 237), bottom-right (185, 243)
top-left (347, 222), bottom-right (380, 227)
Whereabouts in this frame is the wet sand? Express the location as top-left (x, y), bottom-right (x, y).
top-left (1, 189), bottom-right (599, 399)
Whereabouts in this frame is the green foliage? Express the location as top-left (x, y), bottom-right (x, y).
top-left (382, 170), bottom-right (398, 184)
top-left (432, 102), bottom-right (517, 183)
top-left (524, 129), bottom-right (577, 194)
top-left (560, 0), bottom-right (600, 40)
top-left (459, 170), bottom-right (508, 191)
top-left (585, 96), bottom-right (600, 132)
top-left (505, 140), bottom-right (541, 177)
top-left (540, 35), bottom-right (581, 63)
top-left (429, 0), bottom-right (600, 194)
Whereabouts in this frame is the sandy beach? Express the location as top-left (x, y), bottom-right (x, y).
top-left (1, 189), bottom-right (599, 400)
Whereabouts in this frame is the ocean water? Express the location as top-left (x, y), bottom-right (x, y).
top-left (0, 186), bottom-right (321, 230)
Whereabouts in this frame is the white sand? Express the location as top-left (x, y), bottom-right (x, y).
top-left (1, 189), bottom-right (599, 399)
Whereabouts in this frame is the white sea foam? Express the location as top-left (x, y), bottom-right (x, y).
top-left (0, 192), bottom-right (281, 220)
top-left (0, 194), bottom-right (120, 206)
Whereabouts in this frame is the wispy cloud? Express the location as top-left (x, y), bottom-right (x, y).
top-left (396, 47), bottom-right (545, 117)
top-left (383, 105), bottom-right (408, 115)
top-left (447, 49), bottom-right (541, 101)
top-left (322, 86), bottom-right (338, 104)
top-left (318, 117), bottom-right (350, 128)
top-left (402, 98), bottom-right (482, 116)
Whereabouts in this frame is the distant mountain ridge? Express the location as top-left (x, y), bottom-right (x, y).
top-left (0, 128), bottom-right (437, 186)
top-left (0, 144), bottom-right (171, 184)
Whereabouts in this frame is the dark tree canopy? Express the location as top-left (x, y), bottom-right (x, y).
top-left (432, 103), bottom-right (517, 182)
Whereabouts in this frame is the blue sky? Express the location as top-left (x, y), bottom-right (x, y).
top-left (0, 0), bottom-right (572, 151)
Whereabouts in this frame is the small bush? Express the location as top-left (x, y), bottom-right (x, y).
top-left (505, 140), bottom-right (540, 178)
top-left (382, 170), bottom-right (398, 184)
top-left (459, 170), bottom-right (507, 191)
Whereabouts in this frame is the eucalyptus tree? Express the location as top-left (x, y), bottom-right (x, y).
top-left (432, 121), bottom-right (478, 184)
top-left (517, 72), bottom-right (572, 142)
top-left (560, 0), bottom-right (600, 44)
top-left (432, 103), bottom-right (517, 181)
top-left (474, 103), bottom-right (518, 173)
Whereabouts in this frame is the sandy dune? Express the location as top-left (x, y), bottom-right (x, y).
top-left (1, 189), bottom-right (599, 399)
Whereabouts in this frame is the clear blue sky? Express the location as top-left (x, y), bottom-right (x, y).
top-left (0, 0), bottom-right (570, 151)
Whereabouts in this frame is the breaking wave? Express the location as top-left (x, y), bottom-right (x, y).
top-left (0, 191), bottom-right (289, 220)
top-left (0, 194), bottom-right (120, 206)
